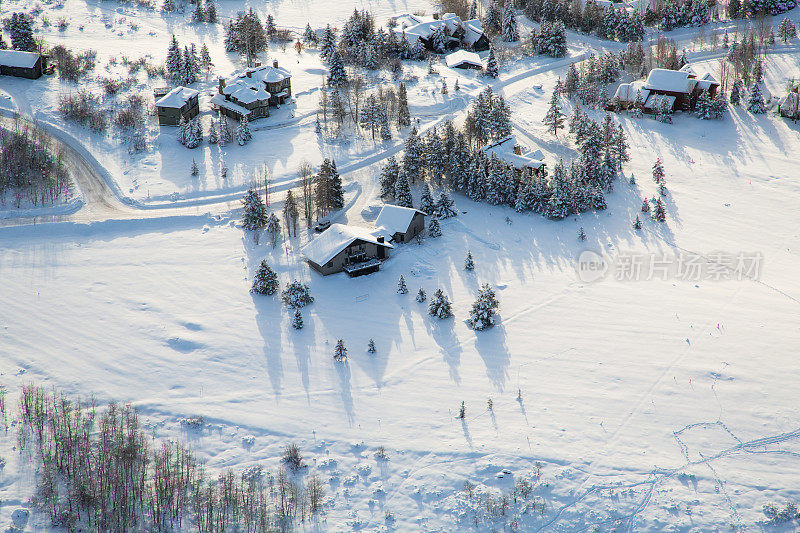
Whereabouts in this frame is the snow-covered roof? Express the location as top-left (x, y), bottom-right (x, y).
top-left (155, 86), bottom-right (199, 108)
top-left (644, 68), bottom-right (694, 94)
top-left (445, 50), bottom-right (483, 68)
top-left (0, 50), bottom-right (41, 69)
top-left (375, 205), bottom-right (425, 236)
top-left (303, 224), bottom-right (393, 266)
top-left (462, 19), bottom-right (485, 46)
top-left (644, 93), bottom-right (676, 110)
top-left (393, 12), bottom-right (485, 46)
top-left (482, 135), bottom-right (545, 170)
top-left (613, 80), bottom-right (649, 102)
top-left (210, 93), bottom-right (250, 116)
top-left (225, 63), bottom-right (291, 91)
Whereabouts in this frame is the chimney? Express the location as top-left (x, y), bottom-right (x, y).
top-left (377, 235), bottom-right (385, 244)
top-left (273, 60), bottom-right (279, 68)
top-left (218, 77), bottom-right (225, 93)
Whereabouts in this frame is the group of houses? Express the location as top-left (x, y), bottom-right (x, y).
top-left (155, 60), bottom-right (292, 126)
top-left (302, 205), bottom-right (426, 276)
top-left (613, 64), bottom-right (720, 113)
top-left (0, 50), bottom-right (49, 79)
top-left (392, 12), bottom-right (490, 53)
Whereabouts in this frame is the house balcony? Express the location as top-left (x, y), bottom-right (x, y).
top-left (342, 257), bottom-right (382, 277)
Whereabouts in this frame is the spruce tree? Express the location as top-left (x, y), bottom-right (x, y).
top-left (205, 0), bottom-right (218, 22)
top-left (397, 83), bottom-right (411, 127)
top-left (730, 81), bottom-right (742, 105)
top-left (236, 115), bottom-right (252, 145)
top-left (380, 156), bottom-right (400, 199)
top-left (578, 227), bottom-right (586, 241)
top-left (435, 193), bottom-right (458, 218)
top-left (485, 48), bottom-right (499, 78)
top-left (191, 158), bottom-right (199, 176)
top-left (467, 284), bottom-right (499, 330)
top-left (428, 289), bottom-right (454, 319)
top-left (394, 174), bottom-right (413, 208)
top-left (208, 118), bottom-right (219, 144)
top-left (652, 197), bottom-right (666, 221)
top-left (334, 339), bottom-right (347, 362)
top-left (367, 338), bottom-right (376, 353)
top-left (641, 198), bottom-right (650, 213)
top-left (241, 188), bottom-right (268, 231)
top-left (327, 49), bottom-right (349, 87)
top-left (219, 113), bottom-right (232, 145)
top-left (419, 183), bottom-right (436, 215)
top-left (428, 214), bottom-right (442, 237)
top-left (633, 215), bottom-right (642, 230)
top-left (292, 309), bottom-right (304, 329)
top-left (464, 250), bottom-right (475, 271)
top-left (652, 158), bottom-right (665, 183)
top-left (397, 275), bottom-right (408, 294)
top-left (282, 280), bottom-right (314, 308)
top-left (251, 260), bottom-right (279, 295)
top-left (192, 0), bottom-right (205, 23)
top-left (543, 90), bottom-right (565, 136)
top-left (501, 1), bottom-right (520, 42)
top-left (747, 83), bottom-right (766, 114)
top-left (416, 287), bottom-right (427, 302)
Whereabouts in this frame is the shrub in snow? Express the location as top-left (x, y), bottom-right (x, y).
top-left (241, 188), bottom-right (267, 231)
top-left (282, 443), bottom-right (304, 472)
top-left (416, 288), bottom-right (427, 302)
top-left (466, 284), bottom-right (499, 331)
top-left (763, 502), bottom-right (800, 524)
top-left (465, 251), bottom-right (475, 271)
top-left (292, 309), bottom-right (303, 330)
top-left (397, 275), bottom-right (408, 294)
top-left (428, 289), bottom-right (453, 319)
top-left (374, 446), bottom-right (388, 461)
top-left (367, 339), bottom-right (376, 354)
top-left (428, 215), bottom-right (442, 238)
top-left (334, 339), bottom-right (347, 362)
top-left (251, 260), bottom-right (278, 295)
top-left (282, 280), bottom-right (314, 308)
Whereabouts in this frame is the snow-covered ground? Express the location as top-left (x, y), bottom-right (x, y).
top-left (2, 0), bottom-right (800, 529)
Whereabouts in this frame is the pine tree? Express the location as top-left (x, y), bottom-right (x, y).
top-left (241, 187), bottom-right (268, 231)
top-left (191, 158), bottom-right (199, 176)
top-left (326, 159), bottom-right (344, 210)
top-left (251, 260), bottom-right (279, 295)
top-left (416, 287), bottom-right (427, 302)
top-left (435, 193), bottom-right (458, 218)
top-left (292, 309), bottom-right (304, 329)
top-left (747, 83), bottom-right (766, 114)
top-left (467, 284), bottom-right (499, 330)
top-left (367, 338), bottom-right (376, 353)
top-left (397, 275), bottom-right (408, 294)
top-left (543, 90), bottom-right (565, 136)
top-left (641, 198), bottom-right (650, 213)
top-left (397, 83), bottom-right (411, 127)
top-left (501, 1), bottom-right (520, 42)
top-left (219, 114), bottom-right (232, 145)
top-left (321, 24), bottom-right (337, 61)
top-left (652, 197), bottom-right (666, 221)
top-left (183, 118), bottom-right (201, 149)
top-left (428, 289), bottom-right (454, 319)
top-left (267, 212), bottom-right (281, 247)
top-left (394, 173), bottom-right (413, 208)
top-left (167, 35), bottom-right (183, 82)
top-left (578, 227), bottom-right (586, 240)
top-left (266, 14), bottom-right (276, 38)
top-left (380, 156), bottom-right (400, 199)
top-left (428, 214), bottom-right (442, 237)
top-left (236, 114), bottom-right (252, 145)
top-left (205, 0), bottom-right (218, 22)
top-left (485, 48), bottom-right (499, 78)
top-left (283, 190), bottom-right (300, 237)
top-left (208, 118), bottom-right (219, 144)
top-left (730, 81), bottom-right (742, 105)
top-left (458, 401), bottom-right (466, 419)
top-left (633, 215), bottom-right (642, 230)
top-left (652, 158), bottom-right (665, 183)
top-left (778, 17), bottom-right (797, 43)
top-left (303, 23), bottom-right (317, 44)
top-left (8, 13), bottom-right (35, 51)
top-left (281, 280), bottom-right (314, 308)
top-left (379, 109), bottom-right (392, 140)
top-left (192, 0), bottom-right (205, 23)
top-left (200, 43), bottom-right (213, 76)
top-left (454, 79), bottom-right (460, 92)
top-left (327, 49), bottom-right (349, 87)
top-left (333, 339), bottom-right (347, 362)
top-left (464, 250), bottom-right (475, 271)
top-left (419, 183), bottom-right (436, 215)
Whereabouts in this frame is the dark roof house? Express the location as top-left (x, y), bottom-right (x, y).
top-left (155, 86), bottom-right (200, 126)
top-left (375, 205), bottom-right (426, 244)
top-left (0, 50), bottom-right (47, 79)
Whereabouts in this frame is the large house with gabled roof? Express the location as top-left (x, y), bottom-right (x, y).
top-left (211, 60), bottom-right (292, 121)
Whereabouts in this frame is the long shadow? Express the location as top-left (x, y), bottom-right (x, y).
top-left (334, 360), bottom-right (355, 425)
top-left (472, 323), bottom-right (511, 391)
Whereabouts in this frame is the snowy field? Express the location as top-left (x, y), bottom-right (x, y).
top-left (2, 0), bottom-right (800, 529)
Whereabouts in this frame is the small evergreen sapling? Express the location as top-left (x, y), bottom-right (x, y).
top-left (251, 260), bottom-right (279, 295)
top-left (428, 289), bottom-right (454, 319)
top-left (633, 215), bottom-right (642, 230)
top-left (458, 401), bottom-right (466, 419)
top-left (641, 198), bottom-right (650, 213)
top-left (367, 339), bottom-right (376, 354)
top-left (464, 251), bottom-right (474, 271)
top-left (191, 158), bottom-right (199, 176)
top-left (282, 280), bottom-right (314, 308)
top-left (652, 197), bottom-right (666, 222)
top-left (397, 275), bottom-right (408, 294)
top-left (292, 309), bottom-right (304, 329)
top-left (334, 339), bottom-right (347, 362)
top-left (578, 227), bottom-right (586, 241)
top-left (416, 287), bottom-right (427, 302)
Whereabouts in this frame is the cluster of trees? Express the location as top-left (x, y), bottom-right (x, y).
top-left (777, 17), bottom-right (798, 42)
top-left (317, 78), bottom-right (411, 139)
top-left (523, 0), bottom-right (644, 43)
top-left (188, 0), bottom-right (217, 23)
top-left (0, 119), bottom-right (72, 208)
top-left (658, 0), bottom-right (712, 30)
top-left (725, 0), bottom-right (797, 18)
top-left (224, 9), bottom-right (269, 66)
top-left (166, 35), bottom-right (212, 85)
top-left (399, 275), bottom-right (500, 329)
top-left (557, 53), bottom-right (621, 109)
top-left (17, 384), bottom-right (325, 532)
top-left (3, 12), bottom-right (36, 51)
top-left (529, 21), bottom-right (568, 57)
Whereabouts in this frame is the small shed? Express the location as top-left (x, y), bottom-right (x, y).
top-left (303, 224), bottom-right (393, 276)
top-left (375, 205), bottom-right (426, 244)
top-left (0, 50), bottom-right (46, 79)
top-left (445, 50), bottom-right (483, 70)
top-left (155, 86), bottom-right (200, 126)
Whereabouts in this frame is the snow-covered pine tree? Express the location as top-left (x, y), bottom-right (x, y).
top-left (326, 159), bottom-right (344, 210)
top-left (177, 115), bottom-right (189, 146)
top-left (397, 83), bottom-right (411, 127)
top-left (641, 198), bottom-right (650, 213)
top-left (397, 275), bottom-right (408, 294)
top-left (379, 109), bottom-right (392, 140)
top-left (200, 43), bottom-right (213, 76)
top-left (778, 17), bottom-right (797, 42)
top-left (747, 82), bottom-right (766, 114)
top-left (419, 183), bottom-right (436, 215)
top-left (167, 35), bottom-right (183, 82)
top-left (266, 14), bottom-right (276, 38)
top-left (416, 287), bottom-right (427, 302)
top-left (281, 280), bottom-right (314, 308)
top-left (543, 89), bottom-right (565, 136)
top-left (464, 250), bottom-right (475, 271)
top-left (652, 158), bottom-right (665, 183)
top-left (578, 227), bottom-right (586, 240)
top-left (380, 156), bottom-right (400, 199)
top-left (652, 197), bottom-right (666, 221)
top-left (283, 190), bottom-right (299, 237)
top-left (184, 118), bottom-right (201, 148)
top-left (266, 212), bottom-right (281, 247)
top-left (470, 0), bottom-right (478, 18)
top-left (696, 91), bottom-right (712, 119)
top-left (181, 45), bottom-right (198, 85)
top-left (8, 13), bottom-right (35, 51)
top-left (205, 0), bottom-right (218, 22)
top-left (633, 215), bottom-right (642, 230)
top-left (428, 214), bottom-right (442, 237)
top-left (485, 48), bottom-right (499, 78)
top-left (292, 309), bottom-right (303, 329)
top-left (251, 260), bottom-right (279, 295)
top-left (730, 80), bottom-right (742, 105)
top-left (236, 114), bottom-right (252, 145)
top-left (501, 0), bottom-right (520, 42)
top-left (219, 114), bottom-right (232, 145)
top-left (327, 49), bottom-right (349, 87)
top-left (435, 192), bottom-right (458, 218)
top-left (333, 339), bottom-right (347, 362)
top-left (454, 79), bottom-right (460, 92)
top-left (367, 338), bottom-right (376, 353)
top-left (428, 289), bottom-right (454, 319)
top-left (191, 158), bottom-right (199, 176)
top-left (192, 0), bottom-right (205, 23)
top-left (208, 117), bottom-right (219, 144)
top-left (241, 187), bottom-right (268, 231)
top-left (466, 283), bottom-right (499, 330)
